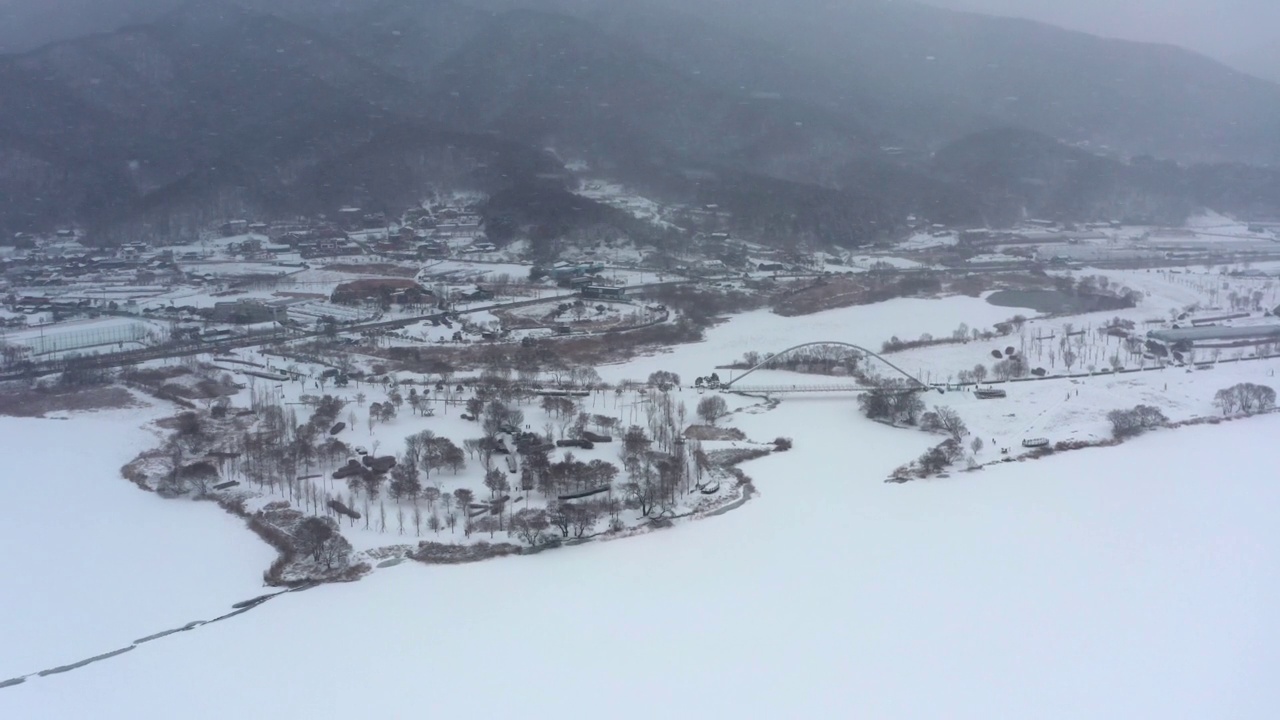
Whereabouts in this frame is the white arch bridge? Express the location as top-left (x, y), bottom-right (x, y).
top-left (710, 342), bottom-right (935, 395)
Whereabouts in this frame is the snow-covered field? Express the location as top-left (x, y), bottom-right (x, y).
top-left (575, 180), bottom-right (677, 231)
top-left (4, 393), bottom-right (1277, 717)
top-left (3, 287), bottom-right (1279, 717)
top-left (596, 295), bottom-right (1030, 384)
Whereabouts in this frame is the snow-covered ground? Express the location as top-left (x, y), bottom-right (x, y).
top-left (4, 276), bottom-right (1279, 717)
top-left (596, 295), bottom-right (1031, 384)
top-left (4, 392), bottom-right (1276, 717)
top-left (847, 254), bottom-right (924, 270)
top-left (574, 180), bottom-right (678, 231)
top-left (0, 405), bottom-right (274, 681)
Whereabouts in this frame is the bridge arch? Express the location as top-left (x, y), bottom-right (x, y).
top-left (721, 342), bottom-right (927, 389)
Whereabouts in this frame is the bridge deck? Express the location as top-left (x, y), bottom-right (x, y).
top-left (724, 384), bottom-right (877, 394)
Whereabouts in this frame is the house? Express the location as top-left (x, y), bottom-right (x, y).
top-left (462, 287), bottom-right (495, 302)
top-left (1147, 324), bottom-right (1280, 346)
top-left (581, 285), bottom-right (626, 300)
top-left (549, 261), bottom-right (605, 282)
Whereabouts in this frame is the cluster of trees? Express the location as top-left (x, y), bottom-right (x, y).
top-left (915, 438), bottom-right (967, 476)
top-left (612, 389), bottom-right (708, 519)
top-left (954, 364), bottom-right (990, 385)
top-left (1067, 274), bottom-right (1144, 308)
top-left (480, 384), bottom-right (702, 536)
top-left (647, 370), bottom-right (681, 390)
top-left (1224, 288), bottom-right (1269, 312)
top-left (537, 395), bottom-right (618, 440)
top-left (215, 367), bottom-right (736, 546)
top-left (881, 323), bottom-right (1008, 354)
top-left (524, 452), bottom-right (619, 497)
top-left (367, 400), bottom-right (397, 429)
top-left (735, 345), bottom-right (862, 376)
top-left (1213, 383), bottom-right (1277, 416)
top-left (509, 499), bottom-right (617, 545)
top-left (388, 430), bottom-right (466, 499)
top-left (991, 354), bottom-right (1030, 381)
top-left (480, 398), bottom-right (524, 438)
top-left (891, 405), bottom-right (973, 478)
top-left (857, 379), bottom-right (926, 426)
top-left (1107, 405), bottom-right (1168, 439)
top-left (478, 341), bottom-right (604, 389)
top-left (293, 516), bottom-right (353, 571)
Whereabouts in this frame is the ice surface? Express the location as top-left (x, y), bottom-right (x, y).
top-left (4, 399), bottom-right (1277, 717)
top-left (0, 407), bottom-right (274, 681)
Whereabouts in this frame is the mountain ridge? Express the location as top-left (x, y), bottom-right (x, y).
top-left (4, 0), bottom-right (1280, 244)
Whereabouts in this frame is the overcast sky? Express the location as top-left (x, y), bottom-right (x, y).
top-left (926, 0), bottom-right (1280, 80)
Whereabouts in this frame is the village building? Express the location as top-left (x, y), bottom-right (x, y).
top-left (209, 299), bottom-right (288, 325)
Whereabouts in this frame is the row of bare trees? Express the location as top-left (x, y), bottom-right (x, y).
top-left (1213, 383), bottom-right (1277, 416)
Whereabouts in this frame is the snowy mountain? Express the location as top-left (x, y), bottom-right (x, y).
top-left (4, 0), bottom-right (1280, 241)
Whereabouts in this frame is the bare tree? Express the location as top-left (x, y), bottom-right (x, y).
top-left (696, 395), bottom-right (729, 425)
top-left (484, 466), bottom-right (510, 498)
top-left (547, 502), bottom-right (572, 537)
top-left (922, 406), bottom-right (968, 441)
top-left (971, 364), bottom-right (988, 384)
top-left (510, 508), bottom-right (550, 545)
top-left (622, 479), bottom-right (660, 517)
top-left (568, 503), bottom-right (600, 538)
top-left (970, 436), bottom-right (984, 455)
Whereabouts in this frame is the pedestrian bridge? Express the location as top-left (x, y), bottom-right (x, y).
top-left (715, 342), bottom-right (931, 394)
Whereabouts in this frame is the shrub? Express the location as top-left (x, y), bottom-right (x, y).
top-left (411, 541), bottom-right (523, 564)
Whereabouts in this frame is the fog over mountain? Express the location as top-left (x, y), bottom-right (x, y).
top-left (0, 0), bottom-right (179, 52)
top-left (929, 0), bottom-right (1280, 83)
top-left (3, 0), bottom-right (1280, 242)
top-left (5, 0), bottom-right (1276, 82)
